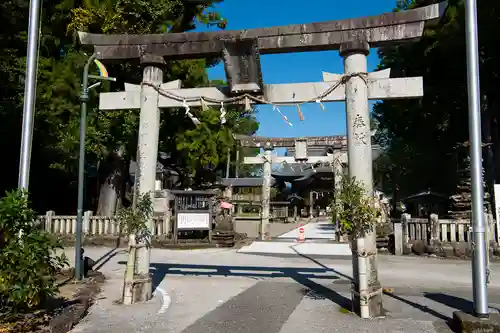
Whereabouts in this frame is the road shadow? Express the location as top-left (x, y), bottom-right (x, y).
top-left (93, 248), bottom-right (127, 272)
top-left (293, 272), bottom-right (352, 310)
top-left (383, 292), bottom-right (451, 322)
top-left (117, 260), bottom-right (352, 310)
top-left (296, 251), bottom-right (453, 326)
top-left (290, 250), bottom-right (353, 282)
top-left (424, 293), bottom-right (477, 314)
top-left (315, 223), bottom-right (336, 231)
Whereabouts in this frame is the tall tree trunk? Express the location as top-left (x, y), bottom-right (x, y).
top-left (97, 147), bottom-right (126, 216)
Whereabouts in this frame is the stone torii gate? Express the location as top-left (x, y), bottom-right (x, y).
top-left (231, 134), bottom-right (380, 239)
top-left (78, 2), bottom-right (446, 317)
top-left (230, 135), bottom-right (347, 240)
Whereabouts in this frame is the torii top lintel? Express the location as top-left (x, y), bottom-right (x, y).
top-left (233, 134), bottom-right (347, 148)
top-left (78, 2), bottom-right (447, 60)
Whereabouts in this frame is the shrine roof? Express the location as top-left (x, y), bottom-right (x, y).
top-left (272, 164), bottom-right (335, 182)
top-left (293, 166), bottom-right (335, 183)
top-left (401, 190), bottom-right (450, 203)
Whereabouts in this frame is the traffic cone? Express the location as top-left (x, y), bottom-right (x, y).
top-left (298, 224), bottom-right (305, 242)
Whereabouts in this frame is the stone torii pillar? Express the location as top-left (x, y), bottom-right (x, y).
top-left (261, 142), bottom-right (273, 240)
top-left (333, 150), bottom-right (347, 235)
top-left (340, 39), bottom-right (381, 318)
top-left (129, 54), bottom-right (165, 303)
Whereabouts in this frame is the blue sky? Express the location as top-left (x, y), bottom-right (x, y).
top-left (197, 0), bottom-right (398, 144)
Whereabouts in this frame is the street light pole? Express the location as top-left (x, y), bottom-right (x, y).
top-left (75, 53), bottom-right (97, 280)
top-left (18, 0), bottom-right (42, 190)
top-left (464, 0), bottom-right (489, 317)
top-left (75, 54), bottom-right (115, 281)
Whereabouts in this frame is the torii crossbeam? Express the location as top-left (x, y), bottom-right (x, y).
top-left (99, 68), bottom-right (422, 109)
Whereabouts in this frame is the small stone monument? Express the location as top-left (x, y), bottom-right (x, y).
top-left (213, 203), bottom-right (236, 247)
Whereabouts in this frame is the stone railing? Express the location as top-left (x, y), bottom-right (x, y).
top-left (37, 207), bottom-right (300, 238)
top-left (37, 211), bottom-right (170, 236)
top-left (392, 213), bottom-right (497, 255)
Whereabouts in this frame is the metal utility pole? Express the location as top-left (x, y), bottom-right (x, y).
top-left (18, 0), bottom-right (42, 190)
top-left (464, 0), bottom-right (489, 317)
top-left (75, 54), bottom-right (97, 280)
top-left (75, 54), bottom-right (115, 280)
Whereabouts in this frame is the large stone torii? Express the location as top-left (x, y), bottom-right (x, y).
top-left (78, 1), bottom-right (447, 317)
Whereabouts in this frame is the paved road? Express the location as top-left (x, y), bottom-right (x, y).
top-left (69, 247), bottom-right (500, 333)
top-left (278, 217), bottom-right (335, 240)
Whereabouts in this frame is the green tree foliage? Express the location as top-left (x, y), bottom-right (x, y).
top-left (162, 106), bottom-right (259, 186)
top-left (372, 0), bottom-right (500, 201)
top-left (0, 190), bottom-right (68, 320)
top-left (116, 192), bottom-right (153, 237)
top-left (330, 176), bottom-right (381, 237)
top-left (0, 0), bottom-right (258, 213)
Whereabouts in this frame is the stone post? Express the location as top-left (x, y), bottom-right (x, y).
top-left (223, 186), bottom-right (233, 200)
top-left (223, 185), bottom-right (234, 214)
top-left (235, 149), bottom-right (240, 178)
top-left (224, 185), bottom-right (233, 209)
top-left (45, 210), bottom-right (54, 233)
top-left (133, 54), bottom-right (165, 302)
top-left (393, 219), bottom-right (403, 256)
top-left (83, 211), bottom-right (92, 234)
top-left (429, 213), bottom-right (439, 245)
top-left (164, 190), bottom-right (171, 237)
top-left (401, 213), bottom-right (411, 253)
top-left (340, 39), bottom-right (383, 318)
top-left (261, 143), bottom-right (272, 240)
top-left (485, 212), bottom-right (491, 283)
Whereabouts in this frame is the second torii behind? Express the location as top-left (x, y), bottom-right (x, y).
top-left (229, 135), bottom-right (382, 239)
top-left (230, 136), bottom-right (340, 240)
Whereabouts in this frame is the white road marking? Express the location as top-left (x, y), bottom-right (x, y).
top-left (153, 286), bottom-right (171, 315)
